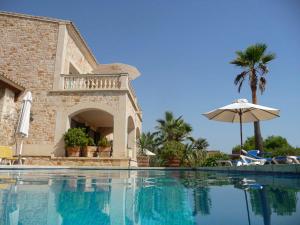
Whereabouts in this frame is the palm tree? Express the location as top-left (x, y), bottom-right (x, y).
top-left (156, 111), bottom-right (192, 142)
top-left (231, 43), bottom-right (275, 151)
top-left (136, 132), bottom-right (158, 155)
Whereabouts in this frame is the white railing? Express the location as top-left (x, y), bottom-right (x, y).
top-left (61, 74), bottom-right (142, 117)
top-left (62, 74), bottom-right (122, 90)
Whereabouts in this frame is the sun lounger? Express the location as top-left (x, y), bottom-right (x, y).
top-left (238, 154), bottom-right (266, 166)
top-left (246, 149), bottom-right (300, 164)
top-left (216, 160), bottom-right (233, 166)
top-left (0, 146), bottom-right (24, 165)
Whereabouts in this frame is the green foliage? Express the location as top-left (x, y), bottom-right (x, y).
top-left (137, 132), bottom-right (158, 156)
top-left (264, 136), bottom-right (291, 151)
top-left (231, 43), bottom-right (275, 94)
top-left (87, 137), bottom-right (95, 146)
top-left (201, 153), bottom-right (230, 167)
top-left (156, 111), bottom-right (192, 142)
top-left (232, 136), bottom-right (255, 152)
top-left (268, 148), bottom-right (300, 157)
top-left (98, 136), bottom-right (111, 147)
top-left (64, 128), bottom-right (88, 147)
top-left (232, 135), bottom-right (299, 157)
top-left (181, 138), bottom-right (209, 167)
top-left (148, 111), bottom-right (211, 167)
top-left (160, 141), bottom-right (185, 162)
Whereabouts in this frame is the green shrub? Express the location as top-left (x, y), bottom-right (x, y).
top-left (64, 128), bottom-right (88, 147)
top-left (87, 137), bottom-right (95, 146)
top-left (160, 141), bottom-right (185, 162)
top-left (264, 136), bottom-right (292, 151)
top-left (268, 147), bottom-right (300, 157)
top-left (232, 136), bottom-right (255, 152)
top-left (98, 137), bottom-right (111, 147)
top-left (201, 153), bottom-right (230, 167)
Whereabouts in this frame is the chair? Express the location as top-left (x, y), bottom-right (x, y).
top-left (0, 146), bottom-right (19, 165)
top-left (238, 154), bottom-right (267, 166)
top-left (245, 150), bottom-right (276, 164)
top-left (246, 149), bottom-right (300, 165)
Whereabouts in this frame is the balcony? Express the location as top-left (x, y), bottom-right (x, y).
top-left (60, 73), bottom-right (142, 118)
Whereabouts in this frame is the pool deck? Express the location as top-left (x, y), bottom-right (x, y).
top-left (0, 164), bottom-right (299, 175)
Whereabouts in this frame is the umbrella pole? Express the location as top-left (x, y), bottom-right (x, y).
top-left (18, 139), bottom-right (23, 165)
top-left (239, 110), bottom-right (243, 154)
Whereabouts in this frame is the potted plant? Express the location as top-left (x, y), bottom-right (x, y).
top-left (136, 132), bottom-right (158, 167)
top-left (98, 137), bottom-right (112, 157)
top-left (137, 148), bottom-right (150, 167)
top-left (64, 128), bottom-right (88, 157)
top-left (161, 141), bottom-right (185, 167)
top-left (82, 137), bottom-right (97, 157)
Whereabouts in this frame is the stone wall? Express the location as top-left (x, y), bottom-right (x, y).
top-left (0, 87), bottom-right (18, 145)
top-left (63, 31), bottom-right (94, 74)
top-left (0, 14), bottom-right (59, 147)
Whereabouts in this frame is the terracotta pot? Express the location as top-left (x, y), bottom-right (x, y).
top-left (137, 156), bottom-right (150, 167)
top-left (167, 158), bottom-right (181, 167)
top-left (98, 146), bottom-right (111, 157)
top-left (66, 146), bottom-right (81, 157)
top-left (82, 146), bottom-right (98, 157)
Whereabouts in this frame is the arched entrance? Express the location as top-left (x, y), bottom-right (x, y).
top-left (70, 109), bottom-right (114, 152)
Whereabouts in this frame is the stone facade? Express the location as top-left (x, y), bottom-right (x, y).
top-left (0, 87), bottom-right (18, 145)
top-left (0, 11), bottom-right (142, 161)
top-left (0, 13), bottom-right (59, 148)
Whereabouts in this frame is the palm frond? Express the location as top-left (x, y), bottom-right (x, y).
top-left (259, 77), bottom-right (267, 94)
top-left (245, 43), bottom-right (267, 65)
top-left (258, 63), bottom-right (268, 75)
top-left (261, 53), bottom-right (276, 64)
top-left (230, 59), bottom-right (249, 67)
top-left (234, 71), bottom-right (247, 92)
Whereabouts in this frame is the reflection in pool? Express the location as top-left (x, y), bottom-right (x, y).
top-left (0, 170), bottom-right (299, 225)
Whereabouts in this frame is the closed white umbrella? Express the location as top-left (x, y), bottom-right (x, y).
top-left (16, 91), bottom-right (32, 160)
top-left (202, 99), bottom-right (280, 149)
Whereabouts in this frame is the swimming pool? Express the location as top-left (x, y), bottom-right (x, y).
top-left (0, 169), bottom-right (299, 225)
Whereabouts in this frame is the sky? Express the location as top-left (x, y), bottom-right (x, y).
top-left (1, 0), bottom-right (300, 152)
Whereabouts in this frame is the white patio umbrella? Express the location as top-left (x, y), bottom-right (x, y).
top-left (202, 99), bottom-right (280, 149)
top-left (15, 91), bottom-right (32, 160)
top-left (143, 149), bottom-right (156, 156)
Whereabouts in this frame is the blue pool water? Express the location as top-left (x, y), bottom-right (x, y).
top-left (0, 170), bottom-right (299, 225)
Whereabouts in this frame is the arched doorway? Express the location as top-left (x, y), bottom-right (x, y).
top-left (70, 109), bottom-right (114, 151)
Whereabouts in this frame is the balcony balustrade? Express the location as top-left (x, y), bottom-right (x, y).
top-left (60, 73), bottom-right (142, 115)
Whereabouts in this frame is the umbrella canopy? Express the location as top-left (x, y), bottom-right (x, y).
top-left (143, 149), bottom-right (156, 156)
top-left (203, 99), bottom-right (279, 123)
top-left (16, 91), bottom-right (32, 137)
top-left (202, 99), bottom-right (280, 149)
top-left (15, 91), bottom-right (32, 160)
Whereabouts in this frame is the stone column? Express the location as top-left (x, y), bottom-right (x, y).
top-left (112, 95), bottom-right (127, 158)
top-left (127, 127), bottom-right (136, 160)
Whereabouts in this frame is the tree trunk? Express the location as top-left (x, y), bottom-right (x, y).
top-left (254, 121), bottom-right (264, 151)
top-left (251, 71), bottom-right (264, 152)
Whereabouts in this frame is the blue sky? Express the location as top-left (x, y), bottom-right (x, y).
top-left (1, 0), bottom-right (300, 152)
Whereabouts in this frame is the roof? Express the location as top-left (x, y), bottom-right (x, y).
top-left (93, 63), bottom-right (141, 80)
top-left (0, 72), bottom-right (25, 97)
top-left (0, 11), bottom-right (98, 66)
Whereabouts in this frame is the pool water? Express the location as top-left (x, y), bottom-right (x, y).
top-left (0, 170), bottom-right (299, 225)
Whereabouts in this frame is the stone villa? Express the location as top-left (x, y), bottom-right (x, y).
top-left (0, 11), bottom-right (142, 165)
